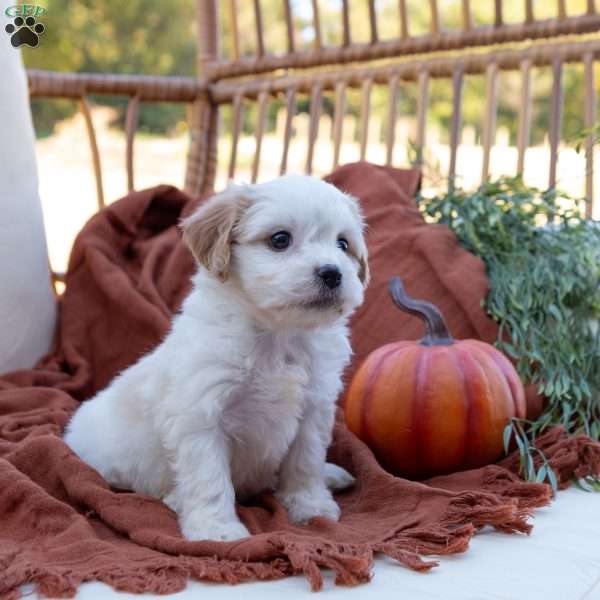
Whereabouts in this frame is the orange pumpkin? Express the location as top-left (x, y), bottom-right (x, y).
top-left (345, 277), bottom-right (526, 479)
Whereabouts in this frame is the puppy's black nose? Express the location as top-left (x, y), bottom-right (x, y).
top-left (316, 265), bottom-right (342, 289)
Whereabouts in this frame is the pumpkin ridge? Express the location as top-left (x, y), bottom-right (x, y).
top-left (457, 344), bottom-right (497, 467)
top-left (448, 350), bottom-right (472, 472)
top-left (359, 345), bottom-right (401, 450)
top-left (479, 348), bottom-right (514, 416)
top-left (469, 345), bottom-right (516, 429)
top-left (471, 341), bottom-right (526, 419)
top-left (458, 344), bottom-right (492, 466)
top-left (449, 346), bottom-right (471, 469)
top-left (369, 344), bottom-right (421, 474)
top-left (412, 347), bottom-right (428, 476)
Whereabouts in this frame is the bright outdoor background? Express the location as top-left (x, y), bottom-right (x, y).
top-left (22, 0), bottom-right (600, 273)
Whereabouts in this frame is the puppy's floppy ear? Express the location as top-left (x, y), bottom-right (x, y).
top-left (180, 185), bottom-right (251, 282)
top-left (342, 193), bottom-right (370, 288)
top-left (357, 252), bottom-right (370, 287)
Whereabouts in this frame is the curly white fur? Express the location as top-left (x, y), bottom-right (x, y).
top-left (64, 175), bottom-right (369, 542)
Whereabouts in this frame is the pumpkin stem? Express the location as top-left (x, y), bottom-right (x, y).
top-left (389, 277), bottom-right (454, 346)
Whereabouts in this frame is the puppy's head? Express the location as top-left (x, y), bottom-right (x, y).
top-left (181, 175), bottom-right (369, 328)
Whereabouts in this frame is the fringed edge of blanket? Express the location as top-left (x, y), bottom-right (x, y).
top-left (4, 428), bottom-right (600, 598)
top-left (499, 426), bottom-right (600, 489)
top-left (2, 556), bottom-right (293, 599)
top-left (282, 472), bottom-right (554, 592)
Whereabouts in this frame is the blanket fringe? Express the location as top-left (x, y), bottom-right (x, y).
top-left (499, 426), bottom-right (600, 489)
top-left (373, 543), bottom-right (439, 571)
top-left (0, 482), bottom-right (569, 599)
top-left (545, 432), bottom-right (600, 488)
top-left (280, 540), bottom-right (373, 591)
top-left (5, 426), bottom-right (596, 598)
top-left (2, 558), bottom-right (290, 599)
top-left (482, 468), bottom-right (553, 511)
top-left (372, 522), bottom-right (475, 572)
top-left (3, 542), bottom-right (374, 598)
top-left (442, 489), bottom-right (539, 534)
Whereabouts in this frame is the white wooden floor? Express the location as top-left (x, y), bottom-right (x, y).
top-left (25, 487), bottom-right (600, 600)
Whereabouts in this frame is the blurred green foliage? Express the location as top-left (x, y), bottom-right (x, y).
top-left (24, 0), bottom-right (196, 135)
top-left (421, 176), bottom-right (600, 488)
top-left (23, 0), bottom-right (597, 144)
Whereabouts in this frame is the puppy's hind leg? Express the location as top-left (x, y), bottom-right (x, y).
top-left (64, 370), bottom-right (172, 500)
top-left (324, 462), bottom-right (355, 491)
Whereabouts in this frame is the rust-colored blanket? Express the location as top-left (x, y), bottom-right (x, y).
top-left (1, 163), bottom-right (599, 598)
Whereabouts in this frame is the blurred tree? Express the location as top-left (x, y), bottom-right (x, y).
top-left (25, 0), bottom-right (196, 135)
top-left (24, 0), bottom-right (597, 146)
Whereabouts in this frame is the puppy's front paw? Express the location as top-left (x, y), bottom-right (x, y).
top-left (324, 462), bottom-right (355, 491)
top-left (276, 486), bottom-right (341, 524)
top-left (180, 515), bottom-right (250, 542)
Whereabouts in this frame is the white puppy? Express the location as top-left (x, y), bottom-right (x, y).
top-left (64, 175), bottom-right (369, 542)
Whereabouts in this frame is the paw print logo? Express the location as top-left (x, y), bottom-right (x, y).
top-left (5, 16), bottom-right (45, 48)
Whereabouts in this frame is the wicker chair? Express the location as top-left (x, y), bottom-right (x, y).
top-left (27, 0), bottom-right (599, 285)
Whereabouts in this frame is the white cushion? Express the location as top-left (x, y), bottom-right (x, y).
top-left (0, 4), bottom-right (56, 374)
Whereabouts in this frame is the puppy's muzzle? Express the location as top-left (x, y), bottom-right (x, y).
top-left (316, 264), bottom-right (342, 289)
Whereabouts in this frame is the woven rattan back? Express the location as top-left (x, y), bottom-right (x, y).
top-left (27, 1), bottom-right (599, 284)
top-left (194, 0), bottom-right (599, 210)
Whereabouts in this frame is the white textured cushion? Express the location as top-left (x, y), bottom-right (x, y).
top-left (0, 5), bottom-right (56, 374)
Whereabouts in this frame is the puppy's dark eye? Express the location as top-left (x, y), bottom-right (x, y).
top-left (269, 231), bottom-right (292, 251)
top-left (337, 237), bottom-right (349, 252)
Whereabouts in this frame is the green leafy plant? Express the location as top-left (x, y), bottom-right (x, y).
top-left (573, 123), bottom-right (600, 154)
top-left (419, 176), bottom-right (600, 492)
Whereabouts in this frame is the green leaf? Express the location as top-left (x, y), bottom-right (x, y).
top-left (503, 424), bottom-right (512, 454)
top-left (548, 304), bottom-right (563, 322)
top-left (423, 177), bottom-right (600, 462)
top-left (535, 465), bottom-right (547, 483)
top-left (573, 478), bottom-right (590, 492)
top-left (547, 467), bottom-right (559, 495)
top-left (525, 452), bottom-right (536, 481)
